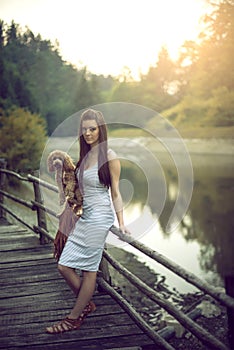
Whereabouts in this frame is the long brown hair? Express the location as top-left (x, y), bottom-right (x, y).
top-left (76, 109), bottom-right (111, 189)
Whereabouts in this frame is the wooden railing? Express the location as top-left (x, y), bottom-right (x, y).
top-left (0, 159), bottom-right (233, 350)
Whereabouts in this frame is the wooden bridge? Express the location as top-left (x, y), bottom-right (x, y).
top-left (0, 223), bottom-right (159, 350)
top-left (0, 160), bottom-right (234, 350)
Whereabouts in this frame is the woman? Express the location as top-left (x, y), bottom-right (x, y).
top-left (46, 108), bottom-right (129, 334)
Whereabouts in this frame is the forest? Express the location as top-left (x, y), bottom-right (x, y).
top-left (0, 0), bottom-right (233, 171)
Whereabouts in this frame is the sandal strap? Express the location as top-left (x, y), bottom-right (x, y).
top-left (79, 300), bottom-right (96, 321)
top-left (62, 317), bottom-right (82, 330)
top-left (50, 323), bottom-right (63, 334)
top-left (84, 301), bottom-right (96, 314)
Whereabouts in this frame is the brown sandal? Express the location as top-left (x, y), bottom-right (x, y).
top-left (46, 301), bottom-right (96, 334)
top-left (46, 317), bottom-right (82, 334)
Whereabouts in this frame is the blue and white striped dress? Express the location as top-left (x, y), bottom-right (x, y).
top-left (59, 163), bottom-right (115, 271)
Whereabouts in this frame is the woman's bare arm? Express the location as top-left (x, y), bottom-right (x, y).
top-left (108, 151), bottom-right (130, 234)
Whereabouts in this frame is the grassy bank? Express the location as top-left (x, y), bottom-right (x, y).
top-left (109, 125), bottom-right (234, 139)
top-left (174, 125), bottom-right (234, 139)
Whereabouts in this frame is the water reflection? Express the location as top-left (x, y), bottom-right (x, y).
top-left (116, 152), bottom-right (234, 293)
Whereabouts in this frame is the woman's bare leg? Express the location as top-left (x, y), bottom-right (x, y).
top-left (46, 269), bottom-right (96, 333)
top-left (58, 264), bottom-right (82, 296)
top-left (68, 270), bottom-right (97, 319)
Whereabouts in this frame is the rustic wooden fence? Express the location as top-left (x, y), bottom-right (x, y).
top-left (0, 159), bottom-right (233, 350)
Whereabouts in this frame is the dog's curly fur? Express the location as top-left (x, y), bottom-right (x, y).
top-left (47, 150), bottom-right (83, 216)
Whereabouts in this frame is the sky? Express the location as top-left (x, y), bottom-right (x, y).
top-left (0, 0), bottom-right (212, 78)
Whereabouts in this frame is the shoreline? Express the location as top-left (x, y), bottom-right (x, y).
top-left (137, 137), bottom-right (234, 156)
top-left (47, 136), bottom-right (234, 156)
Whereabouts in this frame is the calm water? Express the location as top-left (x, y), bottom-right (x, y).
top-left (107, 139), bottom-right (234, 294)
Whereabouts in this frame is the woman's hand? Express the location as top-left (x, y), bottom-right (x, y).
top-left (119, 224), bottom-right (131, 235)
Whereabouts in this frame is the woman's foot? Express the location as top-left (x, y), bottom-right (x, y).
top-left (46, 301), bottom-right (96, 334)
top-left (46, 316), bottom-right (82, 334)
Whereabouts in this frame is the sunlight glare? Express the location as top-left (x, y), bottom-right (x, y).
top-left (0, 0), bottom-right (210, 78)
top-left (58, 0), bottom-right (208, 77)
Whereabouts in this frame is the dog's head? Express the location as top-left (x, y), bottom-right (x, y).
top-left (47, 150), bottom-right (73, 173)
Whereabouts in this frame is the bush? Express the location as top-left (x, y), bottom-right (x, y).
top-left (0, 108), bottom-right (47, 172)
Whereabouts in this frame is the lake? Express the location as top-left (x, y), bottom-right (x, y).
top-left (106, 137), bottom-right (234, 294)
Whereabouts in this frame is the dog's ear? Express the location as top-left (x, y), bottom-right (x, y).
top-left (63, 155), bottom-right (75, 171)
top-left (47, 153), bottom-right (55, 172)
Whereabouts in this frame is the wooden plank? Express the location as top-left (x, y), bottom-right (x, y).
top-left (0, 294), bottom-right (122, 318)
top-left (22, 343), bottom-right (103, 350)
top-left (1, 264), bottom-right (58, 277)
top-left (0, 260), bottom-right (58, 276)
top-left (0, 261), bottom-right (55, 271)
top-left (0, 263), bottom-right (58, 278)
top-left (105, 347), bottom-right (143, 350)
top-left (0, 279), bottom-right (71, 298)
top-left (2, 249), bottom-right (53, 257)
top-left (0, 232), bottom-right (36, 241)
top-left (0, 324), bottom-right (145, 348)
top-left (11, 334), bottom-right (157, 350)
top-left (0, 257), bottom-right (55, 269)
top-left (1, 271), bottom-right (61, 286)
top-left (0, 244), bottom-right (53, 255)
top-left (0, 298), bottom-right (123, 317)
top-left (0, 250), bottom-right (53, 263)
top-left (103, 341), bottom-right (157, 350)
top-left (0, 292), bottom-right (74, 310)
top-left (2, 311), bottom-right (132, 335)
top-left (0, 240), bottom-right (42, 251)
top-left (0, 225), bottom-right (28, 234)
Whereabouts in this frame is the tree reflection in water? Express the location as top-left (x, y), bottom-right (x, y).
top-left (119, 154), bottom-right (234, 292)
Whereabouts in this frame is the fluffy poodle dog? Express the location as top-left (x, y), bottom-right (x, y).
top-left (47, 150), bottom-right (83, 216)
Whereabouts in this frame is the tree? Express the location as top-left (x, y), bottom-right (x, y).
top-left (189, 0), bottom-right (234, 96)
top-left (0, 21), bottom-right (7, 102)
top-left (0, 20), bottom-right (106, 134)
top-left (159, 0), bottom-right (234, 129)
top-left (0, 108), bottom-right (47, 172)
top-left (141, 46), bottom-right (179, 111)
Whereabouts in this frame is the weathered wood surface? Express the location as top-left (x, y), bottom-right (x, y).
top-left (0, 224), bottom-right (156, 350)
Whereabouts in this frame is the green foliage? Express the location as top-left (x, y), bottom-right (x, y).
top-left (148, 87), bottom-right (234, 134)
top-left (109, 81), bottom-right (143, 104)
top-left (161, 0), bottom-right (234, 130)
top-left (204, 87), bottom-right (234, 126)
top-left (140, 46), bottom-right (180, 111)
top-left (0, 20), bottom-right (105, 134)
top-left (0, 108), bottom-right (47, 172)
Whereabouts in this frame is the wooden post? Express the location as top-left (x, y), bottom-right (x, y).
top-left (32, 171), bottom-right (49, 244)
top-left (98, 245), bottom-right (112, 292)
top-left (0, 158), bottom-right (8, 224)
top-left (99, 255), bottom-right (111, 283)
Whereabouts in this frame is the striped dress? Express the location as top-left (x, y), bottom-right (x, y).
top-left (59, 163), bottom-right (115, 271)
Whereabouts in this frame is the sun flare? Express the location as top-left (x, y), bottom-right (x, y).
top-left (1, 0), bottom-right (210, 78)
